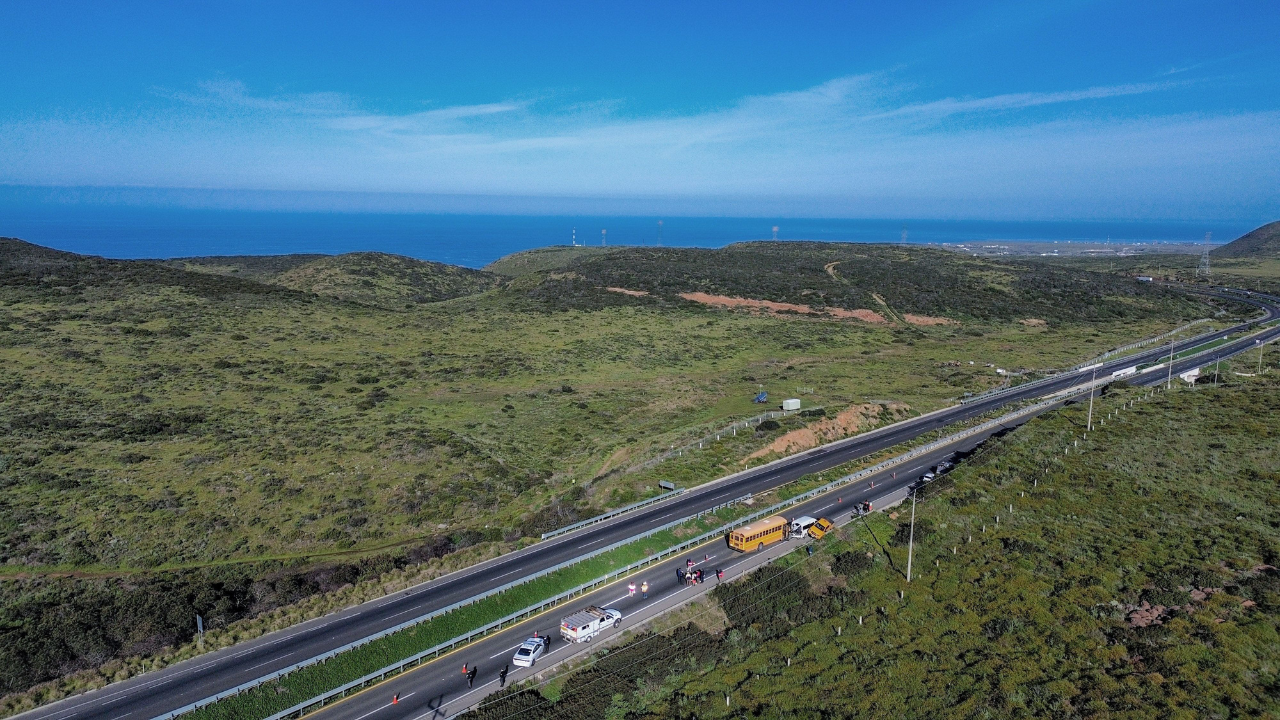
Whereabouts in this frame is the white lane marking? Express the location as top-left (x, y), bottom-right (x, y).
top-left (489, 642), bottom-right (523, 659)
top-left (386, 606), bottom-right (424, 620)
top-left (492, 567), bottom-right (525, 580)
top-left (353, 692), bottom-right (416, 720)
top-left (657, 513), bottom-right (674, 519)
top-left (243, 654), bottom-right (291, 673)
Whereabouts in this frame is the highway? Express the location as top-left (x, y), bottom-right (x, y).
top-left (18, 288), bottom-right (1279, 720)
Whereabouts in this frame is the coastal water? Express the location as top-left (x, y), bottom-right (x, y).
top-left (0, 204), bottom-right (1249, 269)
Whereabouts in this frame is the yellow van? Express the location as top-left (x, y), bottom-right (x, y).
top-left (808, 517), bottom-right (834, 540)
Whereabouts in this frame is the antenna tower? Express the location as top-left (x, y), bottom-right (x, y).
top-left (1197, 232), bottom-right (1211, 277)
top-left (601, 229), bottom-right (607, 246)
top-left (901, 225), bottom-right (908, 245)
top-left (772, 225), bottom-right (779, 241)
top-left (657, 220), bottom-right (663, 247)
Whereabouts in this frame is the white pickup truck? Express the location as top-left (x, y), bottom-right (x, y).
top-left (560, 606), bottom-right (622, 643)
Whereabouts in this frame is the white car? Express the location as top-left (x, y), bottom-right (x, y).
top-left (512, 636), bottom-right (549, 667)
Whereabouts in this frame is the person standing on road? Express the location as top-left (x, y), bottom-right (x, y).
top-left (500, 664), bottom-right (509, 688)
top-left (641, 581), bottom-right (649, 599)
top-left (716, 568), bottom-right (723, 583)
top-left (628, 581), bottom-right (636, 596)
top-left (676, 567), bottom-right (685, 584)
top-left (467, 665), bottom-right (478, 688)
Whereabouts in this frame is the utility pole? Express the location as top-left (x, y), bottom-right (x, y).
top-left (1167, 339), bottom-right (1174, 390)
top-left (905, 489), bottom-right (917, 582)
top-left (196, 614), bottom-right (204, 651)
top-left (1086, 367), bottom-right (1098, 431)
top-left (1260, 340), bottom-right (1267, 374)
top-left (1215, 355), bottom-right (1220, 387)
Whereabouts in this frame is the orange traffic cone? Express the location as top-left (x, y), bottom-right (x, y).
top-left (392, 694), bottom-right (399, 704)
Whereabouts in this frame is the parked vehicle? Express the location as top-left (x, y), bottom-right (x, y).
top-left (560, 606), bottom-right (622, 643)
top-left (808, 517), bottom-right (834, 539)
top-left (789, 515), bottom-right (818, 538)
top-left (512, 636), bottom-right (549, 667)
top-left (728, 515), bottom-right (789, 552)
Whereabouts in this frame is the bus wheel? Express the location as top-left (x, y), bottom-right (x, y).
top-left (757, 542), bottom-right (763, 552)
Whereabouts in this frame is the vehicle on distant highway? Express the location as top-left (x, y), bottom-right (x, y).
top-left (789, 515), bottom-right (818, 538)
top-left (511, 636), bottom-right (549, 667)
top-left (808, 517), bottom-right (834, 539)
top-left (728, 515), bottom-right (789, 552)
top-left (560, 606), bottom-right (622, 643)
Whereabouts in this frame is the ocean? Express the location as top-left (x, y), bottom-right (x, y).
top-left (0, 205), bottom-right (1249, 269)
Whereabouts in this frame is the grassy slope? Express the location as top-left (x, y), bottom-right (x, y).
top-left (0, 238), bottom-right (1233, 700)
top-left (1053, 221), bottom-right (1280, 296)
top-left (470, 372), bottom-right (1280, 720)
top-left (482, 245), bottom-right (620, 278)
top-left (539, 242), bottom-right (1205, 323)
top-left (159, 254), bottom-right (327, 283)
top-left (1212, 220), bottom-right (1280, 259)
top-left (168, 251), bottom-right (503, 308)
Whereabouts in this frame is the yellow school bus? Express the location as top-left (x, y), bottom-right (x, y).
top-left (728, 515), bottom-right (789, 552)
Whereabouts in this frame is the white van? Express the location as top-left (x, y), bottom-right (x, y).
top-left (789, 516), bottom-right (818, 538)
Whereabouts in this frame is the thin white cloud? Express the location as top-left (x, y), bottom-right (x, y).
top-left (1, 73), bottom-right (1277, 220)
top-left (866, 82), bottom-right (1175, 120)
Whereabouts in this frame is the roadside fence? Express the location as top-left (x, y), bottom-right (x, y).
top-left (540, 488), bottom-right (684, 540)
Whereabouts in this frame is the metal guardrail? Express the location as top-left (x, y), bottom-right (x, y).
top-left (540, 488), bottom-right (685, 540)
top-left (154, 493), bottom-right (757, 720)
top-left (625, 406), bottom-right (824, 475)
top-left (162, 317), bottom-right (1255, 720)
top-left (961, 320), bottom-right (1223, 406)
top-left (1068, 318), bottom-right (1212, 371)
top-left (181, 396), bottom-right (1077, 720)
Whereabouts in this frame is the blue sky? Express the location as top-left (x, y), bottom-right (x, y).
top-left (1, 0), bottom-right (1278, 221)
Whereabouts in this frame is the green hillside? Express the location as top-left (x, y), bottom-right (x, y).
top-left (470, 373), bottom-right (1280, 720)
top-left (0, 238), bottom-right (1235, 706)
top-left (168, 251), bottom-right (503, 309)
top-left (483, 245), bottom-right (620, 278)
top-left (1213, 220), bottom-right (1280, 259)
top-left (513, 242), bottom-right (1209, 322)
top-left (270, 252), bottom-right (502, 308)
top-left (160, 254), bottom-right (326, 283)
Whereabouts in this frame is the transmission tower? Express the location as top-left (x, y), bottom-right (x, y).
top-left (1197, 232), bottom-right (1211, 277)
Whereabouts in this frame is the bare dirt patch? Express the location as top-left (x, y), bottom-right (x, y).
top-left (678, 292), bottom-right (886, 323)
top-left (747, 402), bottom-right (910, 460)
top-left (902, 313), bottom-right (957, 326)
top-left (1019, 318), bottom-right (1048, 327)
top-left (826, 307), bottom-right (888, 322)
top-left (605, 287), bottom-right (650, 297)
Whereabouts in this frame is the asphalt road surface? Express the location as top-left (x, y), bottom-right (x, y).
top-left (19, 289), bottom-right (1279, 720)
